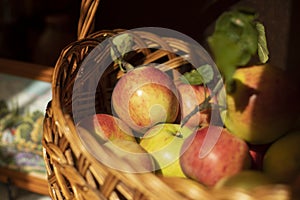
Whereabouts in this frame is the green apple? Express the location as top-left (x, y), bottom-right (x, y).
top-left (263, 130), bottom-right (300, 183)
top-left (215, 170), bottom-right (274, 191)
top-left (139, 123), bottom-right (195, 177)
top-left (223, 64), bottom-right (299, 144)
top-left (112, 66), bottom-right (179, 135)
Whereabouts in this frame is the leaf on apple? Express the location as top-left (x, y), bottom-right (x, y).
top-left (256, 22), bottom-right (269, 63)
top-left (110, 33), bottom-right (135, 72)
top-left (180, 64), bottom-right (214, 85)
top-left (110, 33), bottom-right (134, 59)
top-left (207, 8), bottom-right (269, 83)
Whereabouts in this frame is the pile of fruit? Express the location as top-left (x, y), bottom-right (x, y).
top-left (76, 8), bottom-right (300, 197)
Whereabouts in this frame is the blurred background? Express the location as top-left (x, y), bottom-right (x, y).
top-left (0, 0), bottom-right (80, 66)
top-left (0, 182), bottom-right (50, 200)
top-left (0, 0), bottom-right (299, 72)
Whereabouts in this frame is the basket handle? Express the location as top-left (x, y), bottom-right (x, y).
top-left (77, 0), bottom-right (100, 40)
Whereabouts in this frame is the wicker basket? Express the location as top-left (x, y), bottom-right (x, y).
top-left (42, 0), bottom-right (297, 199)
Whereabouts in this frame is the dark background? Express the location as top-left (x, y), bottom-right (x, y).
top-left (0, 0), bottom-right (299, 74)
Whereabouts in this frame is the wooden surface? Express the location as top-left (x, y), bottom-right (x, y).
top-left (0, 167), bottom-right (49, 196)
top-left (0, 58), bottom-right (53, 83)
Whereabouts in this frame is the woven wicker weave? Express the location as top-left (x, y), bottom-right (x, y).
top-left (42, 0), bottom-right (296, 199)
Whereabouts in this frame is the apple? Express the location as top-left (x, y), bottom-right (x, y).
top-left (76, 113), bottom-right (136, 143)
top-left (102, 139), bottom-right (156, 173)
top-left (179, 125), bottom-right (251, 187)
top-left (176, 83), bottom-right (212, 128)
top-left (263, 130), bottom-right (300, 184)
top-left (76, 126), bottom-right (155, 173)
top-left (139, 123), bottom-right (195, 177)
top-left (214, 170), bottom-right (274, 191)
top-left (111, 66), bottom-right (179, 134)
top-left (222, 64), bottom-right (299, 144)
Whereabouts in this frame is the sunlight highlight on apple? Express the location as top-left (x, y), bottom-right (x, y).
top-left (112, 68), bottom-right (180, 135)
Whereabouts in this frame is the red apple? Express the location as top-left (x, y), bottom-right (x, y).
top-left (263, 130), bottom-right (300, 184)
top-left (112, 66), bottom-right (179, 134)
top-left (176, 83), bottom-right (212, 128)
top-left (76, 113), bottom-right (136, 142)
top-left (76, 126), bottom-right (155, 173)
top-left (180, 125), bottom-right (251, 186)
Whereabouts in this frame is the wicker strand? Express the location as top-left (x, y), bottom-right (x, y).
top-left (78, 0), bottom-right (100, 40)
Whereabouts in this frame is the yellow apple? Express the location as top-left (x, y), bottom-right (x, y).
top-left (223, 64), bottom-right (299, 144)
top-left (215, 170), bottom-right (274, 191)
top-left (139, 123), bottom-right (195, 177)
top-left (263, 130), bottom-right (300, 184)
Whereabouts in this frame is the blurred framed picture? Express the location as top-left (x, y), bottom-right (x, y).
top-left (0, 58), bottom-right (53, 180)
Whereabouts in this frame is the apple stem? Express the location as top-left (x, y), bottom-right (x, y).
top-left (180, 77), bottom-right (224, 128)
top-left (173, 131), bottom-right (183, 138)
top-left (180, 98), bottom-right (211, 128)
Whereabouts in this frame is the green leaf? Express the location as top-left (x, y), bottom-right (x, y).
top-left (110, 33), bottom-right (135, 72)
top-left (180, 69), bottom-right (203, 85)
top-left (110, 33), bottom-right (134, 60)
top-left (256, 22), bottom-right (269, 63)
top-left (180, 64), bottom-right (214, 85)
top-left (207, 9), bottom-right (260, 82)
top-left (197, 64), bottom-right (214, 83)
